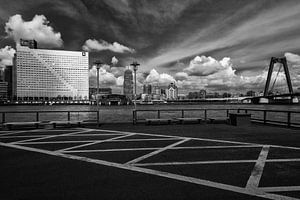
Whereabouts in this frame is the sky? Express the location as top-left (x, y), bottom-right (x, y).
top-left (0, 0), bottom-right (300, 94)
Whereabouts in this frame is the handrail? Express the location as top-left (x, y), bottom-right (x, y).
top-left (0, 110), bottom-right (100, 126)
top-left (133, 108), bottom-right (300, 128)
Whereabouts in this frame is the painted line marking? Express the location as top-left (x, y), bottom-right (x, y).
top-left (266, 158), bottom-right (300, 162)
top-left (0, 135), bottom-right (52, 139)
top-left (134, 160), bottom-right (258, 166)
top-left (65, 147), bottom-right (160, 153)
top-left (115, 138), bottom-right (180, 142)
top-left (11, 129), bottom-right (92, 144)
top-left (58, 133), bottom-right (134, 152)
top-left (171, 145), bottom-right (262, 150)
top-left (261, 186), bottom-right (300, 192)
top-left (246, 145), bottom-right (270, 194)
top-left (0, 141), bottom-right (297, 200)
top-left (17, 140), bottom-right (104, 144)
top-left (126, 138), bottom-right (190, 165)
top-left (93, 129), bottom-right (300, 151)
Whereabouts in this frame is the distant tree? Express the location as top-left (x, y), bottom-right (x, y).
top-left (222, 92), bottom-right (231, 98)
top-left (246, 90), bottom-right (256, 97)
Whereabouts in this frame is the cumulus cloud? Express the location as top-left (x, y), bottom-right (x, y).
top-left (184, 56), bottom-right (229, 76)
top-left (82, 39), bottom-right (135, 53)
top-left (89, 65), bottom-right (117, 87)
top-left (285, 52), bottom-right (300, 64)
top-left (111, 56), bottom-right (119, 65)
top-left (0, 46), bottom-right (15, 69)
top-left (145, 69), bottom-right (176, 85)
top-left (5, 14), bottom-right (63, 48)
top-left (175, 72), bottom-right (188, 80)
top-left (176, 54), bottom-right (300, 93)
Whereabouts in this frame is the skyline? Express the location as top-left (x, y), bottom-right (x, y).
top-left (0, 0), bottom-right (300, 94)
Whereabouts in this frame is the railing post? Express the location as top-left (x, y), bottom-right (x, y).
top-left (181, 110), bottom-right (184, 118)
top-left (237, 109), bottom-right (240, 113)
top-left (204, 110), bottom-right (207, 121)
top-left (68, 111), bottom-right (70, 121)
top-left (287, 111), bottom-right (291, 127)
top-left (133, 110), bottom-right (136, 124)
top-left (2, 113), bottom-right (5, 124)
top-left (245, 109), bottom-right (248, 114)
top-left (36, 112), bottom-right (39, 122)
top-left (226, 109), bottom-right (229, 117)
top-left (97, 111), bottom-right (100, 126)
top-left (263, 110), bottom-right (267, 124)
top-left (157, 110), bottom-right (160, 119)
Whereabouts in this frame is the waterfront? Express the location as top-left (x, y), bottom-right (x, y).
top-left (0, 104), bottom-right (299, 124)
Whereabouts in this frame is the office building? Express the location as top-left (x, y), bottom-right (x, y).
top-left (15, 39), bottom-right (89, 100)
top-left (143, 84), bottom-right (152, 94)
top-left (4, 65), bottom-right (13, 100)
top-left (123, 69), bottom-right (133, 99)
top-left (165, 83), bottom-right (178, 100)
top-left (0, 81), bottom-right (8, 100)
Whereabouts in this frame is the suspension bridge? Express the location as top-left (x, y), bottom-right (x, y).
top-left (252, 57), bottom-right (299, 104)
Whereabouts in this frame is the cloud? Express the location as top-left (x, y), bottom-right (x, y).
top-left (175, 72), bottom-right (188, 81)
top-left (285, 52), bottom-right (300, 64)
top-left (184, 56), bottom-right (231, 76)
top-left (145, 69), bottom-right (176, 85)
top-left (111, 56), bottom-right (119, 65)
top-left (82, 39), bottom-right (135, 53)
top-left (0, 46), bottom-right (15, 69)
top-left (89, 65), bottom-right (117, 87)
top-left (5, 14), bottom-right (63, 48)
top-left (144, 1), bottom-right (300, 73)
top-left (176, 54), bottom-right (300, 93)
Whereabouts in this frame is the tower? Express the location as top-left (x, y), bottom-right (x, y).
top-left (123, 69), bottom-right (133, 99)
top-left (264, 57), bottom-right (293, 96)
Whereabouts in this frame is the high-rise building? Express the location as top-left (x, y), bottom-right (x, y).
top-left (143, 84), bottom-right (152, 94)
top-left (15, 39), bottom-right (89, 100)
top-left (0, 82), bottom-right (8, 100)
top-left (165, 82), bottom-right (178, 100)
top-left (4, 65), bottom-right (13, 100)
top-left (123, 69), bottom-right (133, 99)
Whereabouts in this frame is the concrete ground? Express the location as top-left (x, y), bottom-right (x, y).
top-left (0, 123), bottom-right (299, 200)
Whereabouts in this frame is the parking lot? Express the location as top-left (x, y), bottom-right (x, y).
top-left (0, 125), bottom-right (299, 200)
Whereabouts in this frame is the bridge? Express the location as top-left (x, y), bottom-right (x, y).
top-left (251, 57), bottom-right (299, 104)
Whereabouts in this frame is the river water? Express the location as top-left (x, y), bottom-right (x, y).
top-left (0, 104), bottom-right (299, 124)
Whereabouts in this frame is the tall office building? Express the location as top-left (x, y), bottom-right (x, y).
top-left (143, 84), bottom-right (152, 94)
top-left (165, 83), bottom-right (178, 100)
top-left (15, 39), bottom-right (89, 100)
top-left (123, 69), bottom-right (133, 99)
top-left (4, 65), bottom-right (13, 100)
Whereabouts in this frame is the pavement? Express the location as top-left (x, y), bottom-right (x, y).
top-left (0, 123), bottom-right (299, 200)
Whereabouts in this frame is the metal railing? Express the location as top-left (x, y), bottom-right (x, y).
top-left (133, 108), bottom-right (300, 128)
top-left (0, 110), bottom-right (100, 126)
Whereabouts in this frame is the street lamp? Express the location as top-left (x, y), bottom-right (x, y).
top-left (94, 60), bottom-right (103, 107)
top-left (130, 61), bottom-right (140, 109)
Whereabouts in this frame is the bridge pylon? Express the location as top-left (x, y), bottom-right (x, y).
top-left (263, 57), bottom-right (293, 96)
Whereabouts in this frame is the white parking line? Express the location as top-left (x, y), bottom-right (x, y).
top-left (125, 138), bottom-right (190, 165)
top-left (58, 133), bottom-right (135, 152)
top-left (246, 145), bottom-right (270, 194)
top-left (95, 129), bottom-right (300, 151)
top-left (134, 160), bottom-right (257, 166)
top-left (261, 186), bottom-right (300, 192)
top-left (11, 129), bottom-right (92, 144)
top-left (115, 138), bottom-right (180, 142)
top-left (0, 141), bottom-right (297, 200)
top-left (65, 147), bottom-right (160, 153)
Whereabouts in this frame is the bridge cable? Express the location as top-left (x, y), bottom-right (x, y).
top-left (270, 64), bottom-right (282, 93)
